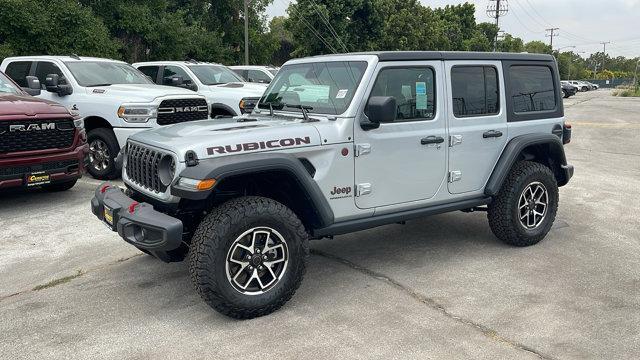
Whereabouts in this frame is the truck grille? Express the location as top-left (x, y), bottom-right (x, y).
top-left (0, 159), bottom-right (79, 180)
top-left (0, 119), bottom-right (75, 154)
top-left (125, 142), bottom-right (167, 193)
top-left (157, 98), bottom-right (208, 125)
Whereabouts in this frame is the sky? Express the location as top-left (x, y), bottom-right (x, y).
top-left (265, 0), bottom-right (640, 58)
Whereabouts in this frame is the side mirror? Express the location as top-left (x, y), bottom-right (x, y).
top-left (22, 76), bottom-right (41, 96)
top-left (169, 76), bottom-right (184, 87)
top-left (45, 74), bottom-right (73, 96)
top-left (186, 82), bottom-right (198, 91)
top-left (362, 96), bottom-right (396, 130)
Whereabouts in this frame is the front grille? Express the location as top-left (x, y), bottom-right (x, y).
top-left (0, 119), bottom-right (75, 153)
top-left (125, 142), bottom-right (166, 193)
top-left (157, 98), bottom-right (208, 125)
top-left (0, 159), bottom-right (78, 179)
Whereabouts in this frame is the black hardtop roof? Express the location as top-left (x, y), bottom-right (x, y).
top-left (314, 51), bottom-right (555, 62)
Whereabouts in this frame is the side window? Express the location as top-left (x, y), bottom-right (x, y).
top-left (138, 66), bottom-right (159, 83)
top-left (509, 65), bottom-right (556, 113)
top-left (232, 69), bottom-right (247, 80)
top-left (369, 67), bottom-right (436, 122)
top-left (35, 62), bottom-right (66, 86)
top-left (162, 65), bottom-right (193, 86)
top-left (451, 66), bottom-right (499, 117)
top-left (5, 61), bottom-right (32, 87)
top-left (248, 69), bottom-right (271, 83)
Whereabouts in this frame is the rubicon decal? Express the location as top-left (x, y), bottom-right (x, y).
top-left (207, 136), bottom-right (312, 155)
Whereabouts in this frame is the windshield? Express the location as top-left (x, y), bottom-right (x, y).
top-left (65, 61), bottom-right (152, 87)
top-left (258, 61), bottom-right (368, 115)
top-left (188, 65), bottom-right (245, 85)
top-left (0, 72), bottom-right (22, 95)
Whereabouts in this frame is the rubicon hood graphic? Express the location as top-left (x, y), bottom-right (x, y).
top-left (128, 115), bottom-right (322, 161)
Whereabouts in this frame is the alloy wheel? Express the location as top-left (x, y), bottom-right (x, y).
top-left (518, 181), bottom-right (548, 229)
top-left (88, 139), bottom-right (111, 171)
top-left (225, 227), bottom-right (289, 295)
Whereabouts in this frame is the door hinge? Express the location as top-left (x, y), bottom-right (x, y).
top-left (354, 143), bottom-right (371, 157)
top-left (356, 183), bottom-right (372, 196)
top-left (450, 135), bottom-right (463, 147)
top-left (448, 171), bottom-right (462, 183)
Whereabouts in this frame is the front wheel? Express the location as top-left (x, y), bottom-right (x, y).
top-left (86, 128), bottom-right (120, 180)
top-left (488, 161), bottom-right (559, 247)
top-left (188, 196), bottom-right (308, 319)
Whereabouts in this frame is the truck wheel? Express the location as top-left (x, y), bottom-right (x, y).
top-left (488, 161), bottom-right (559, 247)
top-left (87, 128), bottom-right (120, 180)
top-left (43, 179), bottom-right (77, 192)
top-left (562, 89), bottom-right (569, 98)
top-left (188, 196), bottom-right (308, 319)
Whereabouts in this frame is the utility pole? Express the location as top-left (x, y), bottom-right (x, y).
top-left (633, 59), bottom-right (639, 91)
top-left (600, 41), bottom-right (610, 71)
top-left (244, 0), bottom-right (249, 65)
top-left (545, 28), bottom-right (559, 49)
top-left (486, 0), bottom-right (508, 51)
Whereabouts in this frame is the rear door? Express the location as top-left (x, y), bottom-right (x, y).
top-left (445, 61), bottom-right (507, 194)
top-left (4, 61), bottom-right (34, 88)
top-left (354, 61), bottom-right (447, 209)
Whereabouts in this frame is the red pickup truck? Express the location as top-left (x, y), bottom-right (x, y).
top-left (0, 71), bottom-right (87, 191)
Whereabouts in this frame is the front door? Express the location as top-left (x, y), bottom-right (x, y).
top-left (354, 61), bottom-right (447, 209)
top-left (445, 61), bottom-right (508, 194)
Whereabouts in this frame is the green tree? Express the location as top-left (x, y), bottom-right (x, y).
top-left (0, 0), bottom-right (119, 61)
top-left (523, 40), bottom-right (552, 54)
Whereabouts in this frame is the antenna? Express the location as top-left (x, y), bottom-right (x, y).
top-left (70, 54), bottom-right (81, 60)
top-left (486, 0), bottom-right (508, 51)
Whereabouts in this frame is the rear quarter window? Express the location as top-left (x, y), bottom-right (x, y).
top-left (509, 65), bottom-right (556, 113)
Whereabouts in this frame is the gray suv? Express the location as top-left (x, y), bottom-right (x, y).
top-left (91, 51), bottom-right (573, 319)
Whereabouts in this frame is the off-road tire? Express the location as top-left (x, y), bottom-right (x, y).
top-left (42, 179), bottom-right (77, 192)
top-left (86, 128), bottom-right (120, 180)
top-left (488, 161), bottom-right (559, 247)
top-left (188, 196), bottom-right (308, 319)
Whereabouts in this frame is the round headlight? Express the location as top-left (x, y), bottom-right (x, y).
top-left (158, 154), bottom-right (176, 187)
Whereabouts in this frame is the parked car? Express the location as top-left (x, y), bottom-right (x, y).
top-left (229, 65), bottom-right (279, 84)
top-left (133, 61), bottom-right (267, 117)
top-left (568, 80), bottom-right (591, 92)
top-left (561, 81), bottom-right (578, 98)
top-left (0, 70), bottom-right (87, 191)
top-left (584, 81), bottom-right (599, 90)
top-left (91, 51), bottom-right (573, 319)
top-left (0, 56), bottom-right (209, 180)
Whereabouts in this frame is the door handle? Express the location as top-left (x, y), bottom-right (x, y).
top-left (421, 136), bottom-right (445, 145)
top-left (483, 130), bottom-right (503, 138)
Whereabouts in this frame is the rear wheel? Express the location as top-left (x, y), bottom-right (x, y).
top-left (87, 128), bottom-right (120, 180)
top-left (188, 196), bottom-right (308, 319)
top-left (488, 161), bottom-right (559, 247)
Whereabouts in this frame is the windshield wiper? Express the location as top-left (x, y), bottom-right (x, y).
top-left (86, 83), bottom-right (112, 87)
top-left (285, 104), bottom-right (314, 122)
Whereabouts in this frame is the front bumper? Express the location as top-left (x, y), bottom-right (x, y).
top-left (0, 144), bottom-right (88, 190)
top-left (91, 182), bottom-right (183, 252)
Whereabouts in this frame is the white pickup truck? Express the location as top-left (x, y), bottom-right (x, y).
top-left (1, 55), bottom-right (209, 179)
top-left (133, 61), bottom-right (267, 117)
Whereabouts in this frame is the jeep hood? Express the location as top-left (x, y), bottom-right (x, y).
top-left (84, 84), bottom-right (198, 102)
top-left (129, 116), bottom-right (322, 161)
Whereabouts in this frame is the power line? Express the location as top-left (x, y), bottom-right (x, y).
top-left (307, 0), bottom-right (348, 52)
top-left (282, 0), bottom-right (339, 53)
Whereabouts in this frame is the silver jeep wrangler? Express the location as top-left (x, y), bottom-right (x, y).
top-left (91, 52), bottom-right (573, 319)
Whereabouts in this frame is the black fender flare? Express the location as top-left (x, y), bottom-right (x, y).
top-left (171, 152), bottom-right (334, 228)
top-left (209, 103), bottom-right (237, 116)
top-left (485, 133), bottom-right (573, 196)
